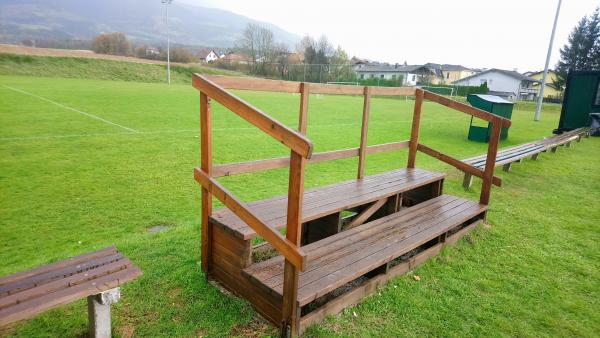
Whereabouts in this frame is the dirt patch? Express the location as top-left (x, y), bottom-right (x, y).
top-left (229, 316), bottom-right (274, 337)
top-left (118, 325), bottom-right (135, 338)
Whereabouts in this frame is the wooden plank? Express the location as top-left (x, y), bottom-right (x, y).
top-left (212, 141), bottom-right (409, 177)
top-left (192, 74), bottom-right (313, 159)
top-left (0, 267), bottom-right (141, 326)
top-left (0, 260), bottom-right (132, 310)
top-left (205, 75), bottom-right (415, 96)
top-left (0, 253), bottom-right (125, 296)
top-left (200, 92), bottom-right (213, 273)
top-left (205, 75), bottom-right (301, 93)
top-left (407, 89), bottom-right (424, 168)
top-left (282, 151), bottom-right (306, 337)
top-left (213, 169), bottom-right (445, 240)
top-left (480, 121), bottom-right (502, 205)
top-left (417, 143), bottom-right (502, 187)
top-left (193, 168), bottom-right (306, 270)
top-left (445, 220), bottom-right (482, 246)
top-left (0, 247), bottom-right (117, 286)
top-left (357, 86), bottom-right (371, 179)
top-left (345, 198), bottom-right (387, 229)
top-left (298, 83), bottom-right (309, 134)
top-left (423, 90), bottom-right (511, 128)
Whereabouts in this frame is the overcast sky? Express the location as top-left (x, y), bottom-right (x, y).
top-left (178, 0), bottom-right (598, 72)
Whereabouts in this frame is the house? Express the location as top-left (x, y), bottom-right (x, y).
top-left (424, 63), bottom-right (475, 84)
top-left (220, 53), bottom-right (252, 64)
top-left (453, 68), bottom-right (540, 101)
top-left (354, 63), bottom-right (437, 86)
top-left (198, 49), bottom-right (220, 62)
top-left (523, 70), bottom-right (563, 99)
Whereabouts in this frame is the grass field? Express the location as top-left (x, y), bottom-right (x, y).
top-left (0, 72), bottom-right (599, 337)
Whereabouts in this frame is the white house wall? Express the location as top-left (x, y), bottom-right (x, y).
top-left (454, 70), bottom-right (521, 95)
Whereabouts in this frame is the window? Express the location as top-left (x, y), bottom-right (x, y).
top-left (595, 81), bottom-right (600, 106)
top-left (412, 75), bottom-right (416, 81)
top-left (370, 74), bottom-right (374, 79)
top-left (392, 74), bottom-right (397, 80)
top-left (380, 74), bottom-right (384, 79)
top-left (480, 79), bottom-right (487, 85)
top-left (360, 74), bottom-right (364, 80)
top-left (446, 72), bottom-right (450, 79)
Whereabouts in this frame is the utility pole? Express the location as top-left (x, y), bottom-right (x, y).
top-left (535, 0), bottom-right (562, 121)
top-left (162, 0), bottom-right (173, 85)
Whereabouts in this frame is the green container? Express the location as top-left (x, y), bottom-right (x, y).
top-left (467, 94), bottom-right (514, 142)
top-left (555, 70), bottom-right (600, 133)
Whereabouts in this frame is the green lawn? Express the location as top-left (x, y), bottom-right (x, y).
top-left (0, 74), bottom-right (598, 337)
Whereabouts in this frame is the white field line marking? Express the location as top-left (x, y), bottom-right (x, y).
top-left (0, 116), bottom-right (466, 142)
top-left (1, 84), bottom-right (139, 133)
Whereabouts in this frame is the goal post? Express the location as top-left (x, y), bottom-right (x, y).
top-left (420, 86), bottom-right (455, 96)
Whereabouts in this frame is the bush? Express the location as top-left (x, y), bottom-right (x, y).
top-left (91, 33), bottom-right (133, 56)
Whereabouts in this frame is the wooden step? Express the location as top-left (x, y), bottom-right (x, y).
top-left (211, 168), bottom-right (445, 240)
top-left (242, 195), bottom-right (486, 306)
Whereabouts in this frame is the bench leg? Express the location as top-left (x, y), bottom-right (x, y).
top-left (577, 135), bottom-right (582, 142)
top-left (502, 163), bottom-right (512, 172)
top-left (531, 153), bottom-right (539, 161)
top-left (551, 147), bottom-right (557, 153)
top-left (566, 141), bottom-right (572, 148)
top-left (462, 173), bottom-right (473, 189)
top-left (88, 288), bottom-right (120, 338)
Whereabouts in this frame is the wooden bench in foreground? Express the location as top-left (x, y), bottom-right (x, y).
top-left (462, 127), bottom-right (591, 188)
top-left (0, 247), bottom-right (141, 338)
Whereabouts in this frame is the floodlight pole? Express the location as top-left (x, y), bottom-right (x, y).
top-left (534, 0), bottom-right (562, 121)
top-left (162, 0), bottom-right (173, 85)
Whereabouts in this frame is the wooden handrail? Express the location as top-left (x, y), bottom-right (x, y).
top-left (417, 143), bottom-right (502, 187)
top-left (192, 74), bottom-right (313, 159)
top-left (423, 90), bottom-right (512, 128)
top-left (205, 75), bottom-right (416, 96)
top-left (212, 141), bottom-right (410, 177)
top-left (193, 168), bottom-right (307, 270)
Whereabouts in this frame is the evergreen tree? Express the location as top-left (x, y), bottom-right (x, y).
top-left (555, 7), bottom-right (600, 89)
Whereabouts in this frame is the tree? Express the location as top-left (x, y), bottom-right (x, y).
top-left (555, 7), bottom-right (600, 89)
top-left (91, 32), bottom-right (132, 56)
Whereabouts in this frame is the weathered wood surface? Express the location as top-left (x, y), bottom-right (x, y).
top-left (212, 141), bottom-right (409, 177)
top-left (192, 74), bottom-right (313, 159)
top-left (0, 247), bottom-right (141, 326)
top-left (200, 92), bottom-right (213, 273)
top-left (357, 87), bottom-right (371, 179)
top-left (210, 168), bottom-right (445, 240)
top-left (204, 75), bottom-right (416, 96)
top-left (423, 90), bottom-right (512, 128)
top-left (194, 168), bottom-right (306, 270)
top-left (242, 195), bottom-right (486, 306)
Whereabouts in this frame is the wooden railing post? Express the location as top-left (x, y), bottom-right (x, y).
top-left (298, 83), bottom-right (309, 134)
top-left (200, 92), bottom-right (213, 273)
top-left (480, 121), bottom-right (501, 205)
top-left (407, 89), bottom-right (424, 168)
top-left (357, 86), bottom-right (371, 179)
top-left (281, 151), bottom-right (306, 337)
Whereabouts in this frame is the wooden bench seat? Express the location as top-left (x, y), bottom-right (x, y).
top-left (211, 168), bottom-right (446, 240)
top-left (0, 246), bottom-right (141, 336)
top-left (461, 127), bottom-right (590, 188)
top-left (242, 194), bottom-right (486, 307)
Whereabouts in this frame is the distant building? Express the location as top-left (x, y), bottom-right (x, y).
top-left (221, 53), bottom-right (252, 64)
top-left (354, 64), bottom-right (437, 86)
top-left (423, 63), bottom-right (475, 84)
top-left (453, 69), bottom-right (539, 101)
top-left (523, 70), bottom-right (563, 100)
top-left (198, 49), bottom-right (220, 62)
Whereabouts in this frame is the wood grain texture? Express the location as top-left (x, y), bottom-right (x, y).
top-left (407, 89), bottom-right (424, 168)
top-left (200, 92), bottom-right (213, 273)
top-left (192, 74), bottom-right (313, 159)
top-left (480, 121), bottom-right (502, 205)
top-left (193, 168), bottom-right (306, 270)
top-left (212, 141), bottom-right (409, 177)
top-left (423, 90), bottom-right (512, 128)
top-left (417, 143), bottom-right (502, 187)
top-left (298, 83), bottom-right (309, 134)
top-left (357, 86), bottom-right (371, 179)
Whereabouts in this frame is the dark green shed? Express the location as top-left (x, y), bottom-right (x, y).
top-left (555, 70), bottom-right (600, 133)
top-left (466, 94), bottom-right (514, 142)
